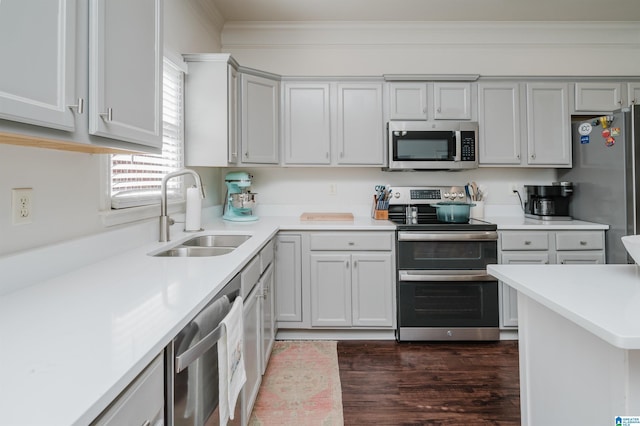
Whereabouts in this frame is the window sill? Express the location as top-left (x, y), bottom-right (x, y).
top-left (100, 201), bottom-right (185, 228)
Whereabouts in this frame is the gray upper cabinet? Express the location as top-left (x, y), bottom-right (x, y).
top-left (183, 54), bottom-right (239, 167)
top-left (573, 82), bottom-right (623, 113)
top-left (388, 82), bottom-right (474, 121)
top-left (479, 82), bottom-right (571, 167)
top-left (282, 80), bottom-right (384, 166)
top-left (478, 82), bottom-right (522, 165)
top-left (0, 0), bottom-right (78, 131)
top-left (89, 0), bottom-right (163, 150)
top-left (336, 83), bottom-right (384, 165)
top-left (241, 72), bottom-right (280, 164)
top-left (283, 82), bottom-right (332, 164)
top-left (628, 83), bottom-right (640, 106)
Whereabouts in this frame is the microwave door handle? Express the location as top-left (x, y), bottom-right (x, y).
top-left (454, 131), bottom-right (461, 162)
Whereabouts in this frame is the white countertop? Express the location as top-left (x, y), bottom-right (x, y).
top-left (484, 215), bottom-right (609, 230)
top-left (0, 214), bottom-right (394, 426)
top-left (488, 264), bottom-right (640, 349)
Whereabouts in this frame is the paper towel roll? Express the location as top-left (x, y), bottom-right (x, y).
top-left (185, 186), bottom-right (202, 231)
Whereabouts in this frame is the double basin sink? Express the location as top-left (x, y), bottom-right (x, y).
top-left (152, 234), bottom-right (251, 257)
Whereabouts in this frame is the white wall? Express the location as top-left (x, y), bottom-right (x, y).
top-left (0, 0), bottom-right (222, 257)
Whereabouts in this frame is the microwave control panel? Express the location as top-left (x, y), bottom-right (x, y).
top-left (460, 131), bottom-right (476, 161)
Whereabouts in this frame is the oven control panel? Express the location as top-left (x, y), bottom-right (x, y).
top-left (390, 186), bottom-right (467, 205)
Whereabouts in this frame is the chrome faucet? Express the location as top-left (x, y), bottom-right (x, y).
top-left (159, 169), bottom-right (205, 242)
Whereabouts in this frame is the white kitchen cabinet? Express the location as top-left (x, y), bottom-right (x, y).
top-left (388, 82), bottom-right (474, 121)
top-left (89, 0), bottom-right (163, 149)
top-left (480, 82), bottom-right (571, 167)
top-left (574, 82), bottom-right (623, 112)
top-left (183, 54), bottom-right (239, 166)
top-left (498, 229), bottom-right (605, 328)
top-left (628, 83), bottom-right (640, 106)
top-left (242, 281), bottom-right (262, 423)
top-left (308, 232), bottom-right (395, 329)
top-left (282, 80), bottom-right (385, 166)
top-left (91, 354), bottom-right (164, 426)
top-left (525, 83), bottom-right (571, 166)
top-left (274, 234), bottom-right (303, 323)
top-left (260, 263), bottom-right (275, 373)
top-left (0, 0), bottom-right (78, 131)
top-left (336, 83), bottom-right (384, 165)
top-left (477, 83), bottom-right (522, 165)
top-left (240, 72), bottom-right (279, 164)
top-left (283, 83), bottom-right (332, 164)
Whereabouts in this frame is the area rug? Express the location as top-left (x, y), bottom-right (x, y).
top-left (248, 340), bottom-right (344, 426)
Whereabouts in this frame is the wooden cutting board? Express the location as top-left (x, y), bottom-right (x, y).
top-left (300, 212), bottom-right (354, 221)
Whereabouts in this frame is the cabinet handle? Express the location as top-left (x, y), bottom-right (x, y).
top-left (68, 97), bottom-right (84, 114)
top-left (517, 154), bottom-right (521, 160)
top-left (437, 107), bottom-right (441, 113)
top-left (245, 151), bottom-right (249, 157)
top-left (348, 242), bottom-right (355, 246)
top-left (346, 261), bottom-right (349, 268)
top-left (353, 260), bottom-right (357, 268)
top-left (524, 241), bottom-right (531, 245)
top-left (340, 152), bottom-right (344, 158)
top-left (326, 152), bottom-right (329, 159)
top-left (141, 421), bottom-right (151, 426)
top-left (99, 107), bottom-right (113, 121)
top-left (530, 153), bottom-right (536, 160)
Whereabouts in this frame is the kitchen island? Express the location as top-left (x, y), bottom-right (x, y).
top-left (488, 264), bottom-right (640, 426)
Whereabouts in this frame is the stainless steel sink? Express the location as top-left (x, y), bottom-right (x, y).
top-left (181, 234), bottom-right (251, 248)
top-left (151, 234), bottom-right (251, 257)
top-left (153, 246), bottom-right (235, 257)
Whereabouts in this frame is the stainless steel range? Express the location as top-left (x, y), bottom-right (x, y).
top-left (389, 186), bottom-right (499, 342)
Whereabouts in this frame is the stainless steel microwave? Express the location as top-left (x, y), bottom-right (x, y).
top-left (386, 121), bottom-right (479, 170)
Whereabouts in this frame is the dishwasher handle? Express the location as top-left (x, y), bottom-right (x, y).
top-left (175, 321), bottom-right (227, 374)
top-left (399, 270), bottom-right (497, 282)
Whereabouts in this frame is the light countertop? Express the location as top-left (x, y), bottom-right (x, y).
top-left (0, 214), bottom-right (394, 426)
top-left (488, 264), bottom-right (640, 349)
top-left (484, 216), bottom-right (609, 230)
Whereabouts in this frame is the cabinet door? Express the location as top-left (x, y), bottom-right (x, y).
top-left (241, 73), bottom-right (279, 164)
top-left (228, 65), bottom-right (239, 164)
top-left (500, 251), bottom-right (550, 328)
top-left (574, 82), bottom-right (623, 112)
top-left (283, 83), bottom-right (331, 164)
top-left (0, 0), bottom-right (77, 131)
top-left (478, 83), bottom-right (522, 165)
top-left (260, 264), bottom-right (275, 374)
top-left (336, 83), bottom-right (384, 165)
top-left (388, 83), bottom-right (427, 120)
top-left (433, 83), bottom-right (472, 120)
top-left (351, 253), bottom-right (393, 327)
top-left (310, 254), bottom-right (351, 327)
top-left (242, 284), bottom-right (262, 422)
top-left (525, 83), bottom-right (571, 166)
top-left (628, 83), bottom-right (640, 106)
top-left (556, 251), bottom-right (605, 265)
top-left (274, 235), bottom-right (302, 322)
top-left (89, 0), bottom-right (163, 149)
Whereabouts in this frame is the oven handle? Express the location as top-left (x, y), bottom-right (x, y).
top-left (399, 270), bottom-right (497, 282)
top-left (397, 231), bottom-right (498, 242)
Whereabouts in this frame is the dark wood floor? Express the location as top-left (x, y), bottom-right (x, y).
top-left (337, 340), bottom-right (520, 425)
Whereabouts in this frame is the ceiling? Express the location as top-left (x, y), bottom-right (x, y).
top-left (211, 0), bottom-right (640, 22)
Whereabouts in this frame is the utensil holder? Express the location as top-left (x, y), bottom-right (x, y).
top-left (470, 201), bottom-right (485, 219)
top-left (371, 195), bottom-right (389, 220)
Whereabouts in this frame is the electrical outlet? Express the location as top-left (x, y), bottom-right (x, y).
top-left (328, 183), bottom-right (338, 195)
top-left (509, 183), bottom-right (519, 194)
top-left (12, 188), bottom-right (33, 225)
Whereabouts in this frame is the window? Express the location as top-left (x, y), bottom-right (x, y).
top-left (109, 57), bottom-right (185, 209)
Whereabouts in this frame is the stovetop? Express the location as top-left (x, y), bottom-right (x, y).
top-left (388, 186), bottom-right (497, 231)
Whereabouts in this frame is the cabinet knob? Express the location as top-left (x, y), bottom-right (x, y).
top-left (530, 153), bottom-right (536, 160)
top-left (68, 97), bottom-right (84, 114)
top-left (99, 107), bottom-right (113, 122)
top-left (524, 241), bottom-right (531, 245)
top-left (580, 241), bottom-right (587, 246)
top-left (245, 152), bottom-right (249, 157)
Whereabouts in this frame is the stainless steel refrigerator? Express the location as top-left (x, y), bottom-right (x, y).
top-left (559, 104), bottom-right (640, 264)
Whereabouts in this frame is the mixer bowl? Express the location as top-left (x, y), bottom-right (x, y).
top-left (230, 192), bottom-right (256, 209)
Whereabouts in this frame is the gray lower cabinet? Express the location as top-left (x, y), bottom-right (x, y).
top-left (91, 354), bottom-right (164, 426)
top-left (274, 234), bottom-right (303, 323)
top-left (242, 279), bottom-right (262, 423)
top-left (498, 229), bottom-right (605, 328)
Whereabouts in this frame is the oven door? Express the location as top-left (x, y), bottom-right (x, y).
top-left (397, 270), bottom-right (499, 341)
top-left (397, 231), bottom-right (498, 270)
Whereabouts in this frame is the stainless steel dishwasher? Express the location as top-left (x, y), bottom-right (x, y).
top-left (166, 273), bottom-right (242, 426)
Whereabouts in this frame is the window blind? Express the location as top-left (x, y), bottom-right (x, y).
top-left (110, 57), bottom-right (185, 209)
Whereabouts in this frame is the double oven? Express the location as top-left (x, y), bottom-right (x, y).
top-left (389, 186), bottom-right (499, 341)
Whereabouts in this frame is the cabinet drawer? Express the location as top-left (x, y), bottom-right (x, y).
top-left (241, 255), bottom-right (261, 298)
top-left (556, 251), bottom-right (605, 264)
top-left (260, 239), bottom-right (274, 273)
top-left (309, 232), bottom-right (393, 251)
top-left (92, 354), bottom-right (164, 426)
top-left (500, 232), bottom-right (549, 251)
top-left (555, 231), bottom-right (604, 251)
